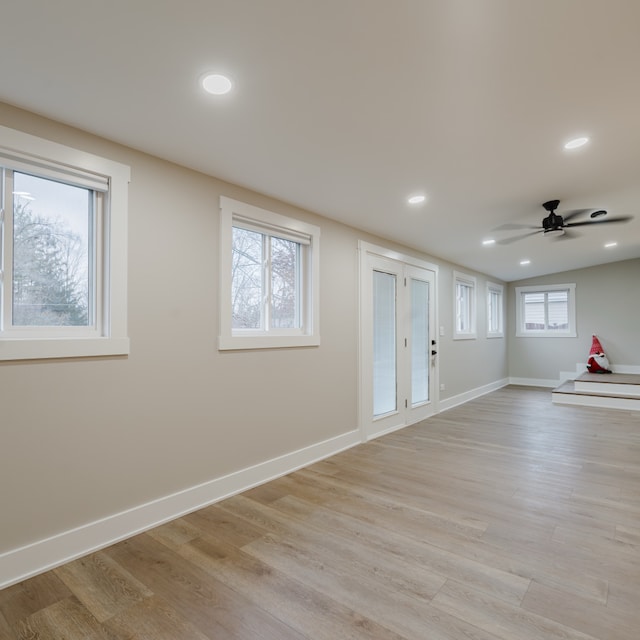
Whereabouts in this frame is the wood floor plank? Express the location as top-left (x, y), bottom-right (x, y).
top-left (0, 571), bottom-right (72, 630)
top-left (106, 533), bottom-right (306, 640)
top-left (103, 595), bottom-right (213, 640)
top-left (242, 530), bottom-right (503, 640)
top-left (246, 492), bottom-right (533, 607)
top-left (14, 597), bottom-right (114, 640)
top-left (54, 550), bottom-right (153, 623)
top-left (521, 580), bottom-right (637, 640)
top-left (0, 610), bottom-right (16, 640)
top-left (615, 523), bottom-right (640, 545)
top-left (431, 580), bottom-right (600, 640)
top-left (1, 385), bottom-right (638, 639)
top-left (179, 535), bottom-right (408, 640)
top-left (145, 516), bottom-right (202, 549)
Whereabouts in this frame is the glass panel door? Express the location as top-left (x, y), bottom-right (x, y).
top-left (411, 277), bottom-right (429, 406)
top-left (361, 250), bottom-right (437, 440)
top-left (373, 270), bottom-right (397, 417)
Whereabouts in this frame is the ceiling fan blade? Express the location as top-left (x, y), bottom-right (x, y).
top-left (565, 215), bottom-right (633, 228)
top-left (560, 208), bottom-right (591, 223)
top-left (497, 229), bottom-right (544, 244)
top-left (493, 222), bottom-right (540, 231)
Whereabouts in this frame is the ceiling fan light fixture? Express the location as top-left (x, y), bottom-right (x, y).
top-left (564, 136), bottom-right (589, 150)
top-left (544, 227), bottom-right (565, 237)
top-left (407, 194), bottom-right (426, 205)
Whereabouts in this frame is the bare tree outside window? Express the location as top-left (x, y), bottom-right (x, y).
top-left (270, 236), bottom-right (299, 328)
top-left (12, 173), bottom-right (91, 326)
top-left (231, 227), bottom-right (300, 330)
top-left (231, 227), bottom-right (263, 328)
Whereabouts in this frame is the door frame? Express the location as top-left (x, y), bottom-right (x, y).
top-left (358, 240), bottom-right (440, 441)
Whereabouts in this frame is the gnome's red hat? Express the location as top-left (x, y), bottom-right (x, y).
top-left (590, 335), bottom-right (605, 355)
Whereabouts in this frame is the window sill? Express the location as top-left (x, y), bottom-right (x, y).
top-left (515, 331), bottom-right (577, 338)
top-left (0, 337), bottom-right (130, 361)
top-left (453, 333), bottom-right (477, 341)
top-left (218, 334), bottom-right (320, 351)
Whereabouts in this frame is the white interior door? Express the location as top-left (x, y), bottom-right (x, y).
top-left (360, 247), bottom-right (437, 440)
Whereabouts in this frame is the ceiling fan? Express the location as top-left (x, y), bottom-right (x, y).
top-left (497, 200), bottom-right (633, 244)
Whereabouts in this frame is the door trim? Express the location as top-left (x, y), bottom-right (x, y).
top-left (358, 241), bottom-right (439, 441)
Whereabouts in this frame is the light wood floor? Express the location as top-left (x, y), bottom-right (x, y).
top-left (1, 385), bottom-right (639, 639)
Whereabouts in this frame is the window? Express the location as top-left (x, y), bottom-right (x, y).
top-left (515, 283), bottom-right (576, 337)
top-left (453, 271), bottom-right (476, 339)
top-left (0, 125), bottom-right (130, 361)
top-left (486, 281), bottom-right (504, 338)
top-left (219, 196), bottom-right (320, 349)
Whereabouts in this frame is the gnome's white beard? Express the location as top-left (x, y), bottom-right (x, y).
top-left (587, 353), bottom-right (611, 373)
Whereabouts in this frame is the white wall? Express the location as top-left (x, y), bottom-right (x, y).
top-left (508, 258), bottom-right (640, 381)
top-left (0, 103), bottom-right (508, 585)
top-left (436, 268), bottom-right (507, 399)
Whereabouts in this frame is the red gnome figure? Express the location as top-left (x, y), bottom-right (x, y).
top-left (586, 335), bottom-right (612, 374)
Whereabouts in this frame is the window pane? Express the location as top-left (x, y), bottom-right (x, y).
top-left (456, 282), bottom-right (471, 332)
top-left (488, 289), bottom-right (502, 334)
top-left (270, 236), bottom-right (300, 329)
top-left (523, 292), bottom-right (545, 330)
top-left (373, 270), bottom-right (396, 417)
top-left (12, 172), bottom-right (91, 326)
top-left (547, 290), bottom-right (568, 330)
top-left (232, 226), bottom-right (263, 329)
top-left (411, 278), bottom-right (429, 405)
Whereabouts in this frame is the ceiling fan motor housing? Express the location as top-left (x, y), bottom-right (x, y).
top-left (543, 212), bottom-right (564, 231)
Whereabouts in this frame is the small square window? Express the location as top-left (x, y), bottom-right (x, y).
top-left (515, 283), bottom-right (576, 337)
top-left (219, 197), bottom-right (320, 350)
top-left (0, 124), bottom-right (130, 361)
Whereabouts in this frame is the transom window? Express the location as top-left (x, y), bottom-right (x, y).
top-left (219, 197), bottom-right (320, 349)
top-left (0, 124), bottom-right (130, 361)
top-left (515, 283), bottom-right (576, 337)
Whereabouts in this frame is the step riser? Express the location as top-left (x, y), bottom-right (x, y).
top-left (574, 381), bottom-right (640, 397)
top-left (552, 392), bottom-right (640, 412)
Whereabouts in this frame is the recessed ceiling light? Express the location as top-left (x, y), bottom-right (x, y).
top-left (407, 194), bottom-right (426, 205)
top-left (482, 239), bottom-right (496, 246)
top-left (520, 259), bottom-right (531, 265)
top-left (201, 73), bottom-right (232, 95)
top-left (604, 241), bottom-right (618, 248)
top-left (564, 136), bottom-right (589, 150)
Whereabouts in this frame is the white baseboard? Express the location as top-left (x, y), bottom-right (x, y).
top-left (439, 378), bottom-right (509, 413)
top-left (508, 377), bottom-right (558, 388)
top-left (0, 428), bottom-right (361, 590)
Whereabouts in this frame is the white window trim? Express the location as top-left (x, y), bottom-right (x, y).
top-left (219, 196), bottom-right (320, 350)
top-left (515, 283), bottom-right (577, 338)
top-left (486, 281), bottom-right (504, 339)
top-left (0, 125), bottom-right (130, 361)
top-left (453, 270), bottom-right (477, 340)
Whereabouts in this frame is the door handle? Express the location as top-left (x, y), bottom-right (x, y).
top-left (431, 350), bottom-right (437, 356)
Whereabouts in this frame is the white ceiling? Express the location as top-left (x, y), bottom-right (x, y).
top-left (1, 0), bottom-right (640, 282)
